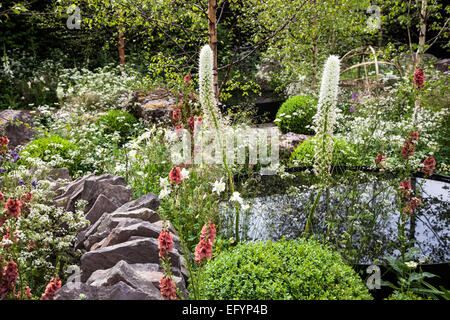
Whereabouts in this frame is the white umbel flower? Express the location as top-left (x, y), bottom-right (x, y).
top-left (313, 55), bottom-right (340, 181)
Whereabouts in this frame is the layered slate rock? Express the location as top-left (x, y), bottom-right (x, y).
top-left (0, 110), bottom-right (35, 148)
top-left (55, 282), bottom-right (156, 300)
top-left (80, 238), bottom-right (182, 282)
top-left (85, 260), bottom-right (187, 299)
top-left (54, 173), bottom-right (132, 219)
top-left (53, 174), bottom-right (188, 300)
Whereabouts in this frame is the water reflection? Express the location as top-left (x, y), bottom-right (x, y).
top-left (221, 177), bottom-right (449, 264)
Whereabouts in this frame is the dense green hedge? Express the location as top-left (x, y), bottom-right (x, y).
top-left (290, 136), bottom-right (361, 166)
top-left (275, 96), bottom-right (317, 134)
top-left (196, 238), bottom-right (372, 300)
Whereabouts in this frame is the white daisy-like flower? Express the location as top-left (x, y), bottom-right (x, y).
top-left (160, 176), bottom-right (170, 188)
top-left (212, 178), bottom-right (226, 195)
top-left (230, 191), bottom-right (243, 205)
top-left (180, 168), bottom-right (190, 180)
top-left (159, 188), bottom-right (171, 199)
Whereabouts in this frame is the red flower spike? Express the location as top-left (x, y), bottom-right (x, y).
top-left (159, 277), bottom-right (178, 300)
top-left (399, 180), bottom-right (412, 200)
top-left (194, 238), bottom-right (213, 264)
top-left (157, 229), bottom-right (173, 258)
top-left (172, 108), bottom-right (182, 122)
top-left (0, 261), bottom-right (18, 300)
top-left (421, 157), bottom-right (436, 176)
top-left (169, 167), bottom-right (183, 184)
top-left (414, 69), bottom-right (425, 89)
top-left (5, 198), bottom-right (22, 218)
top-left (41, 278), bottom-right (62, 300)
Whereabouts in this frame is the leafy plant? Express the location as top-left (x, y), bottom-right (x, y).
top-left (21, 135), bottom-right (80, 176)
top-left (195, 237), bottom-right (372, 300)
top-left (275, 95), bottom-right (317, 134)
top-left (381, 247), bottom-right (446, 300)
top-left (96, 109), bottom-right (138, 145)
top-left (290, 136), bottom-right (361, 167)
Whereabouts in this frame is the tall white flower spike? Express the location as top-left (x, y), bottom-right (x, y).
top-left (199, 45), bottom-right (223, 127)
top-left (313, 55), bottom-right (340, 182)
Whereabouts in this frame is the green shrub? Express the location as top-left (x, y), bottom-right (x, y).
top-left (275, 95), bottom-right (317, 134)
top-left (22, 135), bottom-right (80, 175)
top-left (96, 109), bottom-right (138, 143)
top-left (196, 238), bottom-right (372, 300)
top-left (290, 136), bottom-right (361, 166)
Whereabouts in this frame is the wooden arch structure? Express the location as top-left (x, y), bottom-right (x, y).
top-left (339, 46), bottom-right (403, 91)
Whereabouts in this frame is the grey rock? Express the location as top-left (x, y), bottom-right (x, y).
top-left (53, 174), bottom-right (95, 211)
top-left (99, 221), bottom-right (181, 251)
top-left (115, 192), bottom-right (160, 212)
top-left (137, 89), bottom-right (182, 124)
top-left (80, 238), bottom-right (181, 282)
top-left (54, 174), bottom-right (131, 214)
top-left (0, 110), bottom-right (34, 148)
top-left (86, 260), bottom-right (187, 299)
top-left (110, 207), bottom-right (161, 223)
top-left (54, 281), bottom-right (156, 300)
top-left (47, 167), bottom-right (72, 182)
top-left (84, 217), bottom-right (145, 251)
top-left (81, 177), bottom-right (132, 213)
top-left (85, 194), bottom-right (118, 225)
top-left (279, 132), bottom-right (311, 157)
top-left (435, 58), bottom-right (450, 73)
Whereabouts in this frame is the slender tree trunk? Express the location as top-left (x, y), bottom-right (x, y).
top-left (415, 0), bottom-right (427, 69)
top-left (413, 0), bottom-right (427, 127)
top-left (311, 0), bottom-right (318, 89)
top-left (208, 0), bottom-right (219, 100)
top-left (118, 25), bottom-right (125, 66)
top-left (311, 36), bottom-right (318, 89)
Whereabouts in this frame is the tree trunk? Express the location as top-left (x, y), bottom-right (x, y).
top-left (415, 0), bottom-right (427, 69)
top-left (208, 0), bottom-right (219, 100)
top-left (311, 0), bottom-right (318, 89)
top-left (311, 37), bottom-right (318, 89)
top-left (118, 26), bottom-right (125, 66)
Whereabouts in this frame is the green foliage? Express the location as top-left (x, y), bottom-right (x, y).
top-left (275, 95), bottom-right (317, 134)
top-left (290, 137), bottom-right (361, 166)
top-left (0, 50), bottom-right (62, 109)
top-left (22, 135), bottom-right (80, 175)
top-left (385, 290), bottom-right (430, 300)
top-left (196, 237), bottom-right (372, 300)
top-left (382, 247), bottom-right (444, 300)
top-left (96, 109), bottom-right (138, 144)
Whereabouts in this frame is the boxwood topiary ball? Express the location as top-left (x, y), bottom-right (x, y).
top-left (275, 95), bottom-right (317, 135)
top-left (196, 237), bottom-right (373, 300)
